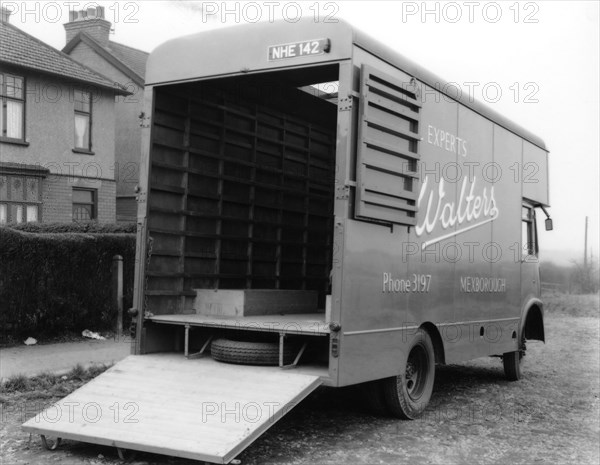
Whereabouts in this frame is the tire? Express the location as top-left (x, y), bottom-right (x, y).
top-left (211, 338), bottom-right (296, 366)
top-left (503, 336), bottom-right (525, 381)
top-left (381, 329), bottom-right (435, 419)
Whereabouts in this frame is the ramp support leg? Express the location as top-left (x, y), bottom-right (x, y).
top-left (117, 447), bottom-right (137, 461)
top-left (279, 332), bottom-right (285, 367)
top-left (187, 335), bottom-right (213, 359)
top-left (40, 435), bottom-right (62, 450)
top-left (279, 332), bottom-right (308, 369)
top-left (282, 341), bottom-right (308, 369)
top-left (184, 324), bottom-right (190, 357)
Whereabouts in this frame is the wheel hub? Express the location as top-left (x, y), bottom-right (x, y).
top-left (405, 345), bottom-right (428, 401)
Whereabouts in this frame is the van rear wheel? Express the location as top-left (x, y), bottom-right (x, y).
top-left (362, 380), bottom-right (388, 416)
top-left (381, 329), bottom-right (435, 419)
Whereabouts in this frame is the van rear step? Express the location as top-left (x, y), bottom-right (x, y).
top-left (22, 354), bottom-right (322, 464)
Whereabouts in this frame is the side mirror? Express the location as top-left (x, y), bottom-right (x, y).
top-left (545, 218), bottom-right (553, 231)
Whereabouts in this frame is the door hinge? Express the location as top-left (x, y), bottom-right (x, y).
top-left (139, 112), bottom-right (150, 128)
top-left (338, 96), bottom-right (353, 111)
top-left (330, 336), bottom-right (340, 358)
top-left (336, 185), bottom-right (350, 200)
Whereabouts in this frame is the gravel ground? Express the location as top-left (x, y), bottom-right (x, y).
top-left (1, 293), bottom-right (598, 465)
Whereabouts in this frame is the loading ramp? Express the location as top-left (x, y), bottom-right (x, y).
top-left (22, 354), bottom-right (322, 463)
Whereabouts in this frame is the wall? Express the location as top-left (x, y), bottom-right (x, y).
top-left (0, 69), bottom-right (117, 223)
top-left (43, 174), bottom-right (116, 223)
top-left (67, 41), bottom-right (144, 205)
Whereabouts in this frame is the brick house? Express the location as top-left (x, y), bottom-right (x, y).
top-left (0, 9), bottom-right (128, 224)
top-left (62, 6), bottom-right (148, 222)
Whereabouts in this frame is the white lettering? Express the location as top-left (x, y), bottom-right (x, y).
top-left (416, 175), bottom-right (499, 247)
top-left (460, 276), bottom-right (507, 293)
top-left (427, 125), bottom-right (467, 156)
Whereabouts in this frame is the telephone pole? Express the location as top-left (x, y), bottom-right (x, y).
top-left (584, 216), bottom-right (588, 268)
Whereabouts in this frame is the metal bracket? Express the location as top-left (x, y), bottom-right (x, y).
top-left (279, 337), bottom-right (308, 370)
top-left (278, 333), bottom-right (285, 367)
top-left (184, 325), bottom-right (190, 357)
top-left (338, 95), bottom-right (353, 111)
top-left (117, 447), bottom-right (137, 461)
top-left (40, 435), bottom-right (61, 450)
top-left (184, 325), bottom-right (213, 359)
top-left (187, 335), bottom-right (213, 360)
top-left (336, 185), bottom-right (350, 200)
top-left (330, 337), bottom-right (340, 358)
top-left (136, 191), bottom-right (146, 204)
top-left (139, 112), bottom-right (150, 128)
top-left (409, 77), bottom-right (422, 100)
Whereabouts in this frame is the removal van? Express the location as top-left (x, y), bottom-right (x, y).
top-left (24, 17), bottom-right (551, 463)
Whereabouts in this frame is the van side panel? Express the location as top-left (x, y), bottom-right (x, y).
top-left (488, 125), bottom-right (524, 356)
top-left (335, 48), bottom-right (419, 386)
top-left (447, 105), bottom-right (495, 361)
top-left (336, 47), bottom-right (538, 385)
top-left (337, 220), bottom-right (410, 384)
top-left (406, 88), bottom-right (460, 353)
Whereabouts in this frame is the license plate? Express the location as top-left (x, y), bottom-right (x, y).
top-left (268, 39), bottom-right (330, 61)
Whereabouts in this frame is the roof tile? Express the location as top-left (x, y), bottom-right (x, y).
top-left (0, 21), bottom-right (124, 92)
top-left (107, 41), bottom-right (148, 80)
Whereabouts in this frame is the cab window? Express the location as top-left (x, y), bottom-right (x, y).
top-left (522, 205), bottom-right (538, 258)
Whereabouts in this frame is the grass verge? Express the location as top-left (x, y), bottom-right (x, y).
top-left (543, 292), bottom-right (600, 318)
top-left (0, 363), bottom-right (112, 406)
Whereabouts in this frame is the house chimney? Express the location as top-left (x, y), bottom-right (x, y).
top-left (64, 6), bottom-right (111, 47)
top-left (1, 6), bottom-right (13, 23)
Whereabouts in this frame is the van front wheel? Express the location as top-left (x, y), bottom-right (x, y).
top-left (503, 336), bottom-right (525, 381)
top-left (381, 329), bottom-right (435, 419)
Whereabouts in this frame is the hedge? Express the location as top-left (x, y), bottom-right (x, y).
top-left (9, 222), bottom-right (136, 234)
top-left (0, 226), bottom-right (136, 341)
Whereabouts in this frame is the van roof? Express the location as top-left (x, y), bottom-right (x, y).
top-left (146, 18), bottom-right (546, 151)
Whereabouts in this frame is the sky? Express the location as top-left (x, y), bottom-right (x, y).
top-left (3, 0), bottom-right (599, 265)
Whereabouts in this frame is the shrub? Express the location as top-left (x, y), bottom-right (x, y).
top-left (68, 364), bottom-right (86, 381)
top-left (8, 222), bottom-right (136, 234)
top-left (1, 374), bottom-right (29, 392)
top-left (0, 227), bottom-right (136, 341)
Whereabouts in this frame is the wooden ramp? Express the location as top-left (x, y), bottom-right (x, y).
top-left (22, 354), bottom-right (322, 464)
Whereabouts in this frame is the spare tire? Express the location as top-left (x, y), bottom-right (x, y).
top-left (211, 338), bottom-right (297, 366)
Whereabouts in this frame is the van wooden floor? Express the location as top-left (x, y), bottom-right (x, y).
top-left (149, 313), bottom-right (330, 335)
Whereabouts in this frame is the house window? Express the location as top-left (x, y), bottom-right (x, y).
top-left (72, 188), bottom-right (96, 222)
top-left (0, 175), bottom-right (41, 224)
top-left (74, 89), bottom-right (91, 151)
top-left (0, 73), bottom-right (25, 141)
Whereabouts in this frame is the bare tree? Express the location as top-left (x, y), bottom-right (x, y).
top-left (570, 257), bottom-right (599, 294)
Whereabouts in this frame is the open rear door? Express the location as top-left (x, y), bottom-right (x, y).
top-left (355, 65), bottom-right (422, 226)
top-left (22, 354), bottom-right (322, 464)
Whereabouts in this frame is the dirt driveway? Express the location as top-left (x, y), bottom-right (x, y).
top-left (2, 294), bottom-right (598, 465)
